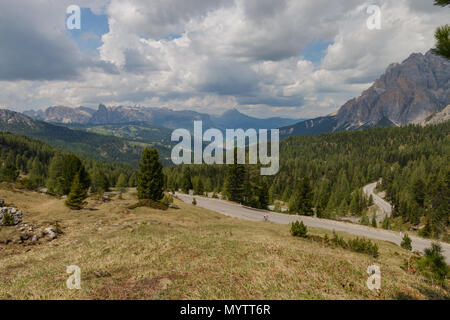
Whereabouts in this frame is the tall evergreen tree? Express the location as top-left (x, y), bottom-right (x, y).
top-left (116, 172), bottom-right (128, 199)
top-left (224, 158), bottom-right (246, 203)
top-left (91, 166), bottom-right (110, 194)
top-left (256, 179), bottom-right (269, 209)
top-left (181, 167), bottom-right (193, 194)
top-left (1, 161), bottom-right (19, 182)
top-left (137, 148), bottom-right (164, 201)
top-left (116, 173), bottom-right (128, 192)
top-left (29, 157), bottom-right (45, 188)
top-left (46, 153), bottom-right (65, 195)
top-left (289, 177), bottom-right (313, 216)
top-left (412, 178), bottom-right (426, 207)
top-left (61, 155), bottom-right (90, 195)
top-left (65, 173), bottom-right (88, 210)
top-left (194, 178), bottom-right (205, 196)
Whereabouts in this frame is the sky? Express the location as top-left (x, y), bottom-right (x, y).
top-left (0, 0), bottom-right (447, 118)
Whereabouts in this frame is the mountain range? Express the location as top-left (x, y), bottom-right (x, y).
top-left (0, 109), bottom-right (170, 165)
top-left (280, 51), bottom-right (450, 137)
top-left (24, 105), bottom-right (301, 131)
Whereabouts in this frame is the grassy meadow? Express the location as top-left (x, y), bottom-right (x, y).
top-left (0, 184), bottom-right (448, 300)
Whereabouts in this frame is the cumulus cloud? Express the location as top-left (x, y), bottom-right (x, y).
top-left (0, 0), bottom-right (447, 117)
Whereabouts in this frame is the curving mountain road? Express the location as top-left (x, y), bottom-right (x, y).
top-left (177, 193), bottom-right (450, 263)
top-left (363, 181), bottom-right (392, 222)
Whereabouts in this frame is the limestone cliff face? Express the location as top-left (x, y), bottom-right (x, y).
top-left (280, 51), bottom-right (450, 137)
top-left (335, 51), bottom-right (450, 130)
top-left (24, 106), bottom-right (95, 124)
top-left (423, 105), bottom-right (450, 125)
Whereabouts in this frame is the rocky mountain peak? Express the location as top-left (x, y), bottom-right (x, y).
top-left (335, 51), bottom-right (450, 130)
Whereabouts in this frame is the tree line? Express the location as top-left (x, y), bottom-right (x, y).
top-left (165, 123), bottom-right (450, 240)
top-left (0, 132), bottom-right (136, 200)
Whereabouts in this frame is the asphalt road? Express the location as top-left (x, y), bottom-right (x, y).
top-left (177, 193), bottom-right (450, 263)
top-left (363, 181), bottom-right (392, 222)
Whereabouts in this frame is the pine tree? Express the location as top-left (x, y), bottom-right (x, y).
top-left (368, 194), bottom-right (374, 206)
top-left (1, 161), bottom-right (19, 182)
top-left (412, 178), bottom-right (426, 207)
top-left (65, 173), bottom-right (88, 210)
top-left (432, 1), bottom-right (450, 59)
top-left (137, 148), bottom-right (164, 201)
top-left (360, 214), bottom-right (369, 226)
top-left (91, 166), bottom-right (110, 194)
top-left (46, 154), bottom-right (65, 195)
top-left (61, 155), bottom-right (90, 195)
top-left (116, 173), bottom-right (128, 199)
top-left (381, 216), bottom-right (391, 230)
top-left (116, 173), bottom-right (128, 193)
top-left (29, 157), bottom-right (45, 188)
top-left (195, 178), bottom-right (204, 196)
top-left (401, 234), bottom-right (412, 251)
top-left (181, 168), bottom-right (193, 194)
top-left (224, 151), bottom-right (246, 203)
top-left (371, 214), bottom-right (377, 228)
top-left (289, 177), bottom-right (314, 216)
top-left (256, 179), bottom-right (269, 209)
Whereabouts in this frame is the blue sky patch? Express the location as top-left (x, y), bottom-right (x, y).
top-left (67, 8), bottom-right (109, 53)
top-left (301, 40), bottom-right (333, 65)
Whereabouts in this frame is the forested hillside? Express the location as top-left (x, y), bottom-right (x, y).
top-left (0, 132), bottom-right (136, 193)
top-left (0, 109), bottom-right (170, 166)
top-left (166, 122), bottom-right (450, 239)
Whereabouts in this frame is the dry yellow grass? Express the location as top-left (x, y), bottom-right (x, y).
top-left (0, 185), bottom-right (448, 300)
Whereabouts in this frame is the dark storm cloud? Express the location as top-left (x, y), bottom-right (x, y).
top-left (196, 60), bottom-right (259, 96)
top-left (0, 2), bottom-right (84, 81)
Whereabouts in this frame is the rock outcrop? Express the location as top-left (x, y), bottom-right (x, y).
top-left (423, 105), bottom-right (450, 125)
top-left (0, 206), bottom-right (23, 226)
top-left (336, 51), bottom-right (450, 130)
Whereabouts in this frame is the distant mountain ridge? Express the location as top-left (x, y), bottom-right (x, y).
top-left (24, 105), bottom-right (300, 131)
top-left (0, 109), bottom-right (170, 165)
top-left (281, 51), bottom-right (450, 137)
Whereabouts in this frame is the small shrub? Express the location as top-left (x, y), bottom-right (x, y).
top-left (401, 234), bottom-right (412, 251)
top-left (416, 243), bottom-right (449, 285)
top-left (162, 194), bottom-right (174, 205)
top-left (330, 232), bottom-right (379, 258)
top-left (291, 221), bottom-right (308, 238)
top-left (381, 216), bottom-right (391, 230)
top-left (371, 214), bottom-right (377, 228)
top-left (54, 221), bottom-right (63, 234)
top-left (418, 221), bottom-right (433, 238)
top-left (331, 231), bottom-right (347, 248)
top-left (347, 237), bottom-right (379, 258)
top-left (360, 214), bottom-right (369, 226)
top-left (2, 213), bottom-right (14, 225)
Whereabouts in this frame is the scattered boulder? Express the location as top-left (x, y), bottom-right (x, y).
top-left (44, 227), bottom-right (57, 240)
top-left (0, 207), bottom-right (23, 226)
